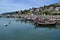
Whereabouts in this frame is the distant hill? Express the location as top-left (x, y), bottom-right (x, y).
top-left (1, 3), bottom-right (60, 15)
top-left (1, 11), bottom-right (19, 15)
top-left (29, 3), bottom-right (60, 15)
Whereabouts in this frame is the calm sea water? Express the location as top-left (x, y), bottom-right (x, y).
top-left (0, 18), bottom-right (60, 40)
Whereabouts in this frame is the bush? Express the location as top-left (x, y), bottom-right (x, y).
top-left (43, 11), bottom-right (51, 15)
top-left (52, 12), bottom-right (60, 15)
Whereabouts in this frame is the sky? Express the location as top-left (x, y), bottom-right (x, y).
top-left (0, 0), bottom-right (60, 14)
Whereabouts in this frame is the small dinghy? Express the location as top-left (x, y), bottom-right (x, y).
top-left (25, 17), bottom-right (33, 21)
top-left (36, 21), bottom-right (56, 26)
top-left (34, 18), bottom-right (57, 26)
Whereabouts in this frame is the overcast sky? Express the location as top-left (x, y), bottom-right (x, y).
top-left (0, 0), bottom-right (60, 13)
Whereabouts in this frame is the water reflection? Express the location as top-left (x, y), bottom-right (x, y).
top-left (16, 18), bottom-right (33, 24)
top-left (16, 18), bottom-right (58, 29)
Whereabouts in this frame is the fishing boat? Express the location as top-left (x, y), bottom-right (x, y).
top-left (34, 18), bottom-right (57, 26)
top-left (36, 21), bottom-right (56, 26)
top-left (25, 17), bottom-right (34, 21)
top-left (34, 24), bottom-right (56, 29)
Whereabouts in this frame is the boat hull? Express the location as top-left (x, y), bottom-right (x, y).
top-left (37, 23), bottom-right (56, 26)
top-left (34, 22), bottom-right (56, 26)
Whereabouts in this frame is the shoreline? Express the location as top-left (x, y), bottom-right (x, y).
top-left (0, 15), bottom-right (60, 19)
top-left (0, 15), bottom-right (60, 23)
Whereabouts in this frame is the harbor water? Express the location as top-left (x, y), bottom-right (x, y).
top-left (0, 18), bottom-right (60, 40)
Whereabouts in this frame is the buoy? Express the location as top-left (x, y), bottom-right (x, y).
top-left (7, 20), bottom-right (11, 24)
top-left (7, 22), bottom-right (10, 24)
top-left (4, 24), bottom-right (8, 26)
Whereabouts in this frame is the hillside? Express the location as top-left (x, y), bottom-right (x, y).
top-left (1, 3), bottom-right (60, 15)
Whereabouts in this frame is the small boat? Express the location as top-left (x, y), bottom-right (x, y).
top-left (25, 17), bottom-right (33, 21)
top-left (34, 20), bottom-right (57, 26)
top-left (34, 18), bottom-right (57, 26)
top-left (37, 21), bottom-right (56, 26)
